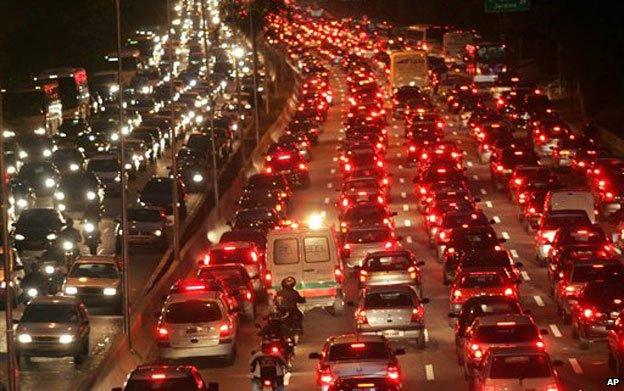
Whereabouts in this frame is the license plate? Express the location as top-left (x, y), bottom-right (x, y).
top-left (382, 330), bottom-right (404, 337)
top-left (186, 327), bottom-right (198, 334)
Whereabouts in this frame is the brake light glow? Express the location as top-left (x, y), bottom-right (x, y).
top-left (350, 343), bottom-right (366, 349)
top-left (384, 241), bottom-right (393, 249)
top-left (151, 373), bottom-right (166, 380)
top-left (387, 365), bottom-right (400, 381)
top-left (277, 154), bottom-right (291, 160)
top-left (202, 254), bottom-right (211, 265)
top-left (453, 289), bottom-right (462, 298)
top-left (504, 287), bottom-right (514, 296)
top-left (583, 308), bottom-right (594, 318)
top-left (536, 340), bottom-right (545, 349)
top-left (250, 251), bottom-right (258, 262)
top-left (184, 284), bottom-right (206, 291)
top-left (496, 165), bottom-right (504, 172)
top-left (408, 266), bottom-right (417, 279)
top-left (359, 269), bottom-right (368, 282)
top-left (224, 246), bottom-right (236, 251)
top-left (514, 178), bottom-right (522, 185)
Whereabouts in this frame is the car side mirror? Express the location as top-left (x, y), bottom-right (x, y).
top-left (394, 348), bottom-right (406, 356)
top-left (498, 238), bottom-right (507, 243)
top-left (416, 261), bottom-right (425, 267)
top-left (309, 352), bottom-right (321, 359)
top-left (207, 382), bottom-right (219, 391)
top-left (540, 328), bottom-right (549, 335)
top-left (552, 360), bottom-right (564, 367)
top-left (420, 298), bottom-right (430, 304)
top-left (346, 300), bottom-right (355, 307)
top-left (489, 218), bottom-right (496, 224)
top-left (514, 261), bottom-right (524, 268)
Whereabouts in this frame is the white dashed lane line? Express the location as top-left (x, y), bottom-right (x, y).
top-left (569, 358), bottom-right (584, 374)
top-left (402, 204), bottom-right (409, 212)
top-left (324, 197), bottom-right (330, 204)
top-left (401, 192), bottom-right (407, 199)
top-left (480, 188), bottom-right (487, 195)
top-left (493, 216), bottom-right (501, 223)
top-left (404, 219), bottom-right (412, 227)
top-left (399, 178), bottom-right (405, 184)
top-left (501, 232), bottom-right (510, 240)
top-left (406, 236), bottom-right (413, 243)
top-left (521, 271), bottom-right (531, 281)
top-left (327, 183), bottom-right (333, 189)
top-left (510, 249), bottom-right (519, 258)
top-left (549, 324), bottom-right (563, 338)
top-left (425, 364), bottom-right (435, 381)
top-left (534, 295), bottom-right (545, 307)
top-left (485, 201), bottom-right (493, 208)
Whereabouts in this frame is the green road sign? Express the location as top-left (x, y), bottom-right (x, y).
top-left (485, 0), bottom-right (530, 13)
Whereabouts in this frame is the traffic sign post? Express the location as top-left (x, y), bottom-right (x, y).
top-left (485, 0), bottom-right (530, 13)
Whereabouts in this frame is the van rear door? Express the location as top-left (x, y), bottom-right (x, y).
top-left (302, 234), bottom-right (335, 284)
top-left (269, 234), bottom-right (302, 289)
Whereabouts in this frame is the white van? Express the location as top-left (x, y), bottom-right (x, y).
top-left (266, 225), bottom-right (344, 316)
top-left (543, 190), bottom-right (597, 224)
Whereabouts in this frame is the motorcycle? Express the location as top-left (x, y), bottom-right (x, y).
top-left (81, 217), bottom-right (101, 255)
top-left (259, 365), bottom-right (280, 391)
top-left (20, 271), bottom-right (52, 301)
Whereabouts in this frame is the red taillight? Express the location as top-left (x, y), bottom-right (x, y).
top-left (409, 145), bottom-right (416, 152)
top-left (277, 154), bottom-right (291, 160)
top-left (250, 251), bottom-right (258, 262)
top-left (410, 306), bottom-right (424, 322)
top-left (184, 284), bottom-right (207, 291)
top-left (377, 196), bottom-right (384, 204)
top-left (536, 339), bottom-right (545, 349)
top-left (583, 308), bottom-right (594, 319)
top-left (384, 241), bottom-right (393, 249)
top-left (151, 373), bottom-right (166, 380)
top-left (265, 272), bottom-right (272, 284)
top-left (514, 178), bottom-right (522, 185)
top-left (202, 254), bottom-right (210, 265)
top-left (344, 163), bottom-right (352, 172)
top-left (504, 287), bottom-right (514, 296)
top-left (496, 164), bottom-right (504, 172)
top-left (341, 198), bottom-right (349, 207)
top-left (605, 191), bottom-right (614, 201)
top-left (319, 366), bottom-right (334, 385)
top-left (356, 310), bottom-right (368, 325)
top-left (453, 289), bottom-right (462, 299)
top-left (407, 265), bottom-right (417, 279)
top-left (219, 323), bottom-right (233, 341)
top-left (359, 269), bottom-right (368, 282)
top-left (470, 343), bottom-right (483, 358)
top-left (387, 365), bottom-right (400, 381)
top-left (334, 266), bottom-right (344, 283)
top-left (377, 160), bottom-right (383, 168)
top-left (382, 177), bottom-right (389, 185)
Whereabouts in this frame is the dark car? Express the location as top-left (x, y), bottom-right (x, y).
top-left (113, 365), bottom-right (218, 391)
top-left (12, 208), bottom-right (67, 255)
top-left (139, 177), bottom-right (186, 218)
top-left (229, 208), bottom-right (281, 234)
top-left (16, 161), bottom-right (60, 197)
top-left (54, 171), bottom-right (104, 215)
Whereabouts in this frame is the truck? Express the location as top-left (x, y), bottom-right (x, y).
top-left (389, 50), bottom-right (428, 89)
top-left (443, 30), bottom-right (476, 61)
top-left (2, 83), bottom-right (63, 135)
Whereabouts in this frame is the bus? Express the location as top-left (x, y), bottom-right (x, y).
top-left (399, 24), bottom-right (451, 53)
top-left (465, 42), bottom-right (508, 84)
top-left (35, 67), bottom-right (90, 119)
top-left (389, 50), bottom-right (428, 88)
top-left (104, 49), bottom-right (142, 86)
top-left (2, 83), bottom-right (62, 135)
top-left (443, 30), bottom-right (476, 61)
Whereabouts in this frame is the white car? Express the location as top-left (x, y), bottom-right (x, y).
top-left (471, 346), bottom-right (562, 391)
top-left (156, 283), bottom-right (238, 363)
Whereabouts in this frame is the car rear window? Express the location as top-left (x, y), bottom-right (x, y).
top-left (581, 283), bottom-right (624, 306)
top-left (572, 264), bottom-right (624, 282)
top-left (165, 300), bottom-right (222, 323)
top-left (273, 238), bottom-right (299, 265)
top-left (542, 213), bottom-right (590, 229)
top-left (21, 304), bottom-right (77, 323)
top-left (460, 273), bottom-right (504, 287)
top-left (304, 236), bottom-right (330, 263)
top-left (365, 292), bottom-right (413, 308)
top-left (489, 354), bottom-right (551, 379)
top-left (475, 324), bottom-right (538, 343)
top-left (364, 255), bottom-right (411, 271)
top-left (327, 342), bottom-right (390, 361)
top-left (69, 263), bottom-right (118, 279)
top-left (345, 228), bottom-right (392, 244)
top-left (125, 377), bottom-right (198, 390)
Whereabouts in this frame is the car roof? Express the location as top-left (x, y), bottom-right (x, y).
top-left (212, 241), bottom-right (254, 250)
top-left (364, 284), bottom-right (416, 295)
top-left (366, 250), bottom-right (412, 258)
top-left (475, 314), bottom-right (533, 327)
top-left (129, 365), bottom-right (196, 380)
top-left (167, 290), bottom-right (223, 304)
top-left (487, 345), bottom-right (548, 357)
top-left (29, 296), bottom-right (79, 305)
top-left (74, 255), bottom-right (120, 265)
top-left (327, 333), bottom-right (387, 344)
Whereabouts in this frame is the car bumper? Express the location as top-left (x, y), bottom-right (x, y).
top-left (581, 322), bottom-right (611, 340)
top-left (17, 341), bottom-right (82, 357)
top-left (128, 234), bottom-right (165, 245)
top-left (159, 341), bottom-right (234, 359)
top-left (602, 202), bottom-right (622, 216)
top-left (75, 293), bottom-right (121, 307)
top-left (358, 325), bottom-right (424, 340)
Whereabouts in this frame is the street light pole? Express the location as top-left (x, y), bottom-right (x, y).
top-left (0, 87), bottom-right (18, 391)
top-left (233, 48), bottom-right (245, 166)
top-left (165, 0), bottom-right (181, 263)
top-left (249, 3), bottom-right (260, 146)
top-left (199, 0), bottom-right (220, 207)
top-left (115, 0), bottom-right (131, 349)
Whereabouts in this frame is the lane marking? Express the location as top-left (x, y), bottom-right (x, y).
top-left (534, 295), bottom-right (545, 307)
top-left (332, 157), bottom-right (338, 162)
top-left (324, 197), bottom-right (330, 204)
top-left (472, 174), bottom-right (479, 180)
top-left (480, 188), bottom-right (487, 195)
top-left (485, 201), bottom-right (493, 208)
top-left (510, 249), bottom-right (519, 258)
top-left (396, 152), bottom-right (402, 158)
top-left (404, 219), bottom-right (412, 227)
top-left (402, 204), bottom-right (409, 212)
top-left (521, 271), bottom-right (531, 281)
top-left (327, 183), bottom-right (333, 189)
top-left (493, 216), bottom-right (501, 223)
top-left (401, 192), bottom-right (407, 199)
top-left (549, 324), bottom-right (562, 338)
top-left (452, 131), bottom-right (458, 136)
top-left (467, 161), bottom-right (473, 167)
top-left (569, 358), bottom-right (583, 374)
top-left (398, 164), bottom-right (404, 170)
top-left (501, 232), bottom-right (510, 240)
top-left (406, 236), bottom-right (413, 243)
top-left (330, 168), bottom-right (336, 174)
top-left (399, 178), bottom-right (405, 184)
top-left (425, 364), bottom-right (435, 381)
top-left (424, 329), bottom-right (429, 342)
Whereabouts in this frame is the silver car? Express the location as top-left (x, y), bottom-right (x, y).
top-left (359, 250), bottom-right (424, 297)
top-left (15, 296), bottom-right (90, 365)
top-left (157, 289), bottom-right (238, 363)
top-left (342, 226), bottom-right (401, 269)
top-left (127, 206), bottom-right (169, 248)
top-left (353, 285), bottom-right (428, 348)
top-left (309, 334), bottom-right (405, 391)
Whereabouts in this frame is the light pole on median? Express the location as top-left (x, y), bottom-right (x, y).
top-left (165, 0), bottom-right (181, 263)
top-left (0, 87), bottom-right (18, 391)
top-left (232, 46), bottom-right (246, 165)
top-left (249, 2), bottom-right (261, 146)
top-left (199, 0), bottom-right (221, 207)
top-left (115, 0), bottom-right (131, 349)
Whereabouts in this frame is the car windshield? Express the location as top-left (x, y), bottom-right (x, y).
top-left (16, 209), bottom-right (61, 230)
top-left (365, 292), bottom-right (413, 308)
top-left (128, 209), bottom-right (162, 222)
top-left (572, 264), bottom-right (624, 283)
top-left (197, 268), bottom-right (248, 286)
top-left (489, 354), bottom-right (551, 379)
top-left (542, 213), bottom-right (590, 229)
top-left (144, 180), bottom-right (171, 193)
top-left (345, 207), bottom-right (386, 221)
top-left (69, 263), bottom-right (118, 279)
top-left (364, 255), bottom-right (411, 271)
top-left (124, 378), bottom-right (199, 391)
top-left (88, 159), bottom-right (119, 172)
top-left (20, 163), bottom-right (55, 177)
top-left (581, 283), bottom-right (624, 307)
top-left (461, 251), bottom-right (511, 268)
top-left (345, 228), bottom-right (392, 244)
top-left (476, 324), bottom-right (538, 343)
top-left (461, 273), bottom-right (505, 287)
top-left (327, 342), bottom-right (390, 361)
top-left (164, 300), bottom-right (222, 323)
top-left (21, 304), bottom-right (77, 323)
top-left (210, 248), bottom-right (255, 265)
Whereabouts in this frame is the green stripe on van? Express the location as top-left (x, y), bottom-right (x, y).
top-left (271, 280), bottom-right (338, 291)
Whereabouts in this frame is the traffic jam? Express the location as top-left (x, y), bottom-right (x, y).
top-left (1, 1), bottom-right (622, 391)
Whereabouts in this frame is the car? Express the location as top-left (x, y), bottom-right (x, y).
top-left (236, 189), bottom-right (287, 219)
top-left (471, 346), bottom-right (563, 391)
top-left (15, 296), bottom-right (90, 366)
top-left (113, 365), bottom-right (219, 391)
top-left (126, 206), bottom-right (169, 249)
top-left (353, 284), bottom-right (428, 348)
top-left (139, 177), bottom-right (187, 218)
top-left (534, 209), bottom-right (593, 266)
top-left (264, 148), bottom-right (310, 188)
top-left (12, 208), bottom-right (67, 257)
top-left (339, 203), bottom-right (396, 234)
top-left (444, 248), bottom-right (521, 285)
top-left (156, 281), bottom-right (238, 363)
top-left (244, 173), bottom-right (291, 202)
top-left (54, 170), bottom-right (104, 215)
top-left (328, 376), bottom-right (401, 391)
top-left (358, 250), bottom-right (424, 297)
top-left (51, 147), bottom-right (86, 173)
top-left (16, 134), bottom-right (56, 162)
top-left (449, 267), bottom-right (519, 314)
top-left (219, 229), bottom-right (267, 251)
top-left (62, 256), bottom-right (122, 313)
top-left (87, 154), bottom-right (122, 196)
top-left (439, 225), bottom-right (503, 263)
top-left (547, 226), bottom-right (610, 264)
top-left (201, 241), bottom-right (268, 295)
top-left (196, 263), bottom-right (257, 320)
top-left (459, 314), bottom-right (547, 376)
top-left (554, 259), bottom-right (624, 323)
top-left (16, 161), bottom-right (60, 197)
top-left (490, 147), bottom-right (538, 191)
top-left (341, 226), bottom-right (401, 269)
top-left (229, 207), bottom-right (281, 234)
top-left (309, 334), bottom-right (405, 391)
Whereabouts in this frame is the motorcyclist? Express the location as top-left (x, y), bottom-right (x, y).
top-left (21, 264), bottom-right (50, 299)
top-left (258, 312), bottom-right (295, 365)
top-left (275, 277), bottom-right (306, 332)
top-left (58, 217), bottom-right (82, 255)
top-left (82, 210), bottom-right (102, 255)
top-left (249, 345), bottom-right (288, 391)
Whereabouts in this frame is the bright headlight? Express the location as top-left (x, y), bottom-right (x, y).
top-left (141, 86), bottom-right (150, 94)
top-left (103, 287), bottom-right (117, 296)
top-left (7, 166), bottom-right (16, 175)
top-left (65, 286), bottom-right (78, 295)
top-left (110, 133), bottom-right (120, 141)
top-left (59, 334), bottom-right (74, 344)
top-left (27, 288), bottom-right (38, 298)
top-left (54, 191), bottom-right (65, 200)
top-left (125, 163), bottom-right (132, 170)
top-left (14, 234), bottom-right (25, 241)
top-left (154, 229), bottom-right (162, 237)
top-left (43, 149), bottom-right (52, 157)
top-left (19, 151), bottom-right (28, 159)
top-left (57, 204), bottom-right (66, 211)
top-left (84, 222), bottom-right (95, 233)
top-left (114, 175), bottom-right (121, 183)
top-left (62, 241), bottom-right (74, 251)
top-left (16, 198), bottom-right (28, 208)
top-left (109, 84), bottom-right (120, 93)
top-left (69, 163), bottom-right (80, 171)
top-left (45, 178), bottom-right (56, 188)
top-left (44, 265), bottom-right (55, 274)
top-left (192, 173), bottom-right (203, 183)
top-left (46, 233), bottom-right (57, 241)
top-left (17, 334), bottom-right (32, 344)
top-left (188, 111), bottom-right (196, 118)
top-left (86, 191), bottom-right (96, 200)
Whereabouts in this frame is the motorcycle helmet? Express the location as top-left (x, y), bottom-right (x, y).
top-left (281, 276), bottom-right (296, 289)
